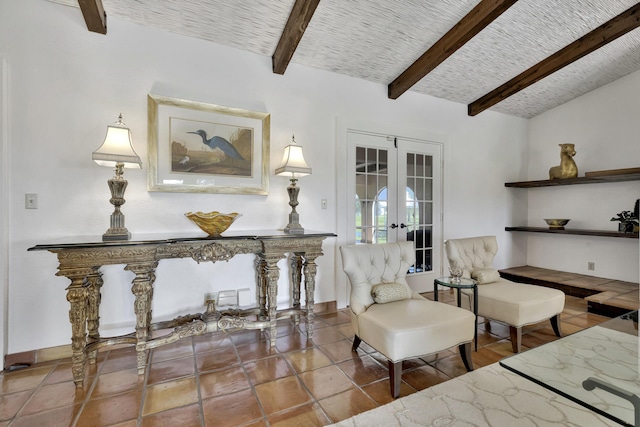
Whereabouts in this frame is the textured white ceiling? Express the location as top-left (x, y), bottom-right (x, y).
top-left (48, 0), bottom-right (640, 118)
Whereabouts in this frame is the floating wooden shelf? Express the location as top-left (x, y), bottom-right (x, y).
top-left (505, 226), bottom-right (639, 239)
top-left (505, 168), bottom-right (639, 239)
top-left (505, 172), bottom-right (640, 188)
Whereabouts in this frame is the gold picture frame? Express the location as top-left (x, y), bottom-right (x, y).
top-left (147, 94), bottom-right (270, 195)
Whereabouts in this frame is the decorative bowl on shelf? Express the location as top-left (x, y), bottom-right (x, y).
top-left (544, 218), bottom-right (571, 230)
top-left (185, 211), bottom-right (242, 236)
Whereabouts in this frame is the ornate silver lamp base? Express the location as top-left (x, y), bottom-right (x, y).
top-left (103, 227), bottom-right (131, 241)
top-left (284, 218), bottom-right (304, 234)
top-left (284, 177), bottom-right (305, 234)
top-left (103, 163), bottom-right (131, 241)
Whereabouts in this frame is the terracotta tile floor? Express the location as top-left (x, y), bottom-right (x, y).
top-left (0, 292), bottom-right (611, 427)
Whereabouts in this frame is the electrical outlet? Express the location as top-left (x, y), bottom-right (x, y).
top-left (25, 193), bottom-right (38, 209)
top-left (218, 290), bottom-right (238, 307)
top-left (587, 262), bottom-right (595, 271)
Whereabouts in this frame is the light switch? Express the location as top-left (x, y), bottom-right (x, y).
top-left (25, 193), bottom-right (38, 209)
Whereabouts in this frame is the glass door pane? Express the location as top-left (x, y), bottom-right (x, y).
top-left (397, 140), bottom-right (442, 287)
top-left (355, 145), bottom-right (391, 243)
top-left (345, 130), bottom-right (442, 293)
top-left (405, 152), bottom-right (433, 273)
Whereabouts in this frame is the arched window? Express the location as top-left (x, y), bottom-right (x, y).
top-left (405, 186), bottom-right (418, 230)
top-left (346, 132), bottom-right (441, 298)
top-left (354, 194), bottom-right (362, 242)
top-left (373, 187), bottom-right (388, 243)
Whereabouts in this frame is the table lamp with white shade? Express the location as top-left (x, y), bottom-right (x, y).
top-left (92, 114), bottom-right (142, 241)
top-left (275, 135), bottom-right (312, 234)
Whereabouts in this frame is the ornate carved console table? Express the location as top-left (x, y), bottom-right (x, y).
top-left (29, 230), bottom-right (335, 386)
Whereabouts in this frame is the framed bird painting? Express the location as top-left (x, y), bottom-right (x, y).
top-left (147, 94), bottom-right (270, 195)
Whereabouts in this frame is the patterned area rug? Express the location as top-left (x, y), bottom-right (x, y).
top-left (328, 363), bottom-right (619, 426)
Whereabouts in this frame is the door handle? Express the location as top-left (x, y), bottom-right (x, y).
top-left (400, 223), bottom-right (407, 229)
top-left (390, 223), bottom-right (398, 229)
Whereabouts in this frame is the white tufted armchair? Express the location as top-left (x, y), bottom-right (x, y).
top-left (445, 236), bottom-right (565, 353)
top-left (340, 241), bottom-right (475, 398)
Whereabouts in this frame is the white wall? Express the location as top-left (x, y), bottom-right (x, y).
top-left (0, 55), bottom-right (8, 363)
top-left (1, 0), bottom-right (530, 356)
top-left (528, 70), bottom-right (640, 282)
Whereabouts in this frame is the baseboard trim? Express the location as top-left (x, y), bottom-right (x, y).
top-left (314, 300), bottom-right (337, 313)
top-left (4, 343), bottom-right (72, 370)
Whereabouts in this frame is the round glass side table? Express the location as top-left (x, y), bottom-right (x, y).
top-left (434, 276), bottom-right (478, 351)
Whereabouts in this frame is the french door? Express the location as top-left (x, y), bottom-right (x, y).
top-left (346, 130), bottom-right (442, 291)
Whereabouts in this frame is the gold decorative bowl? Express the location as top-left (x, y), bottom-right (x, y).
top-left (544, 218), bottom-right (570, 230)
top-left (185, 211), bottom-right (242, 236)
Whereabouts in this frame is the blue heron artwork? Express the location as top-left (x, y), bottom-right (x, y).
top-left (170, 119), bottom-right (252, 176)
top-left (188, 130), bottom-right (245, 161)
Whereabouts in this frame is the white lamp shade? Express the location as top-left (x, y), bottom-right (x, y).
top-left (275, 144), bottom-right (311, 177)
top-left (92, 125), bottom-right (142, 168)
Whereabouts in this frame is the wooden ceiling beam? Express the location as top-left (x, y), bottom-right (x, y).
top-left (388, 0), bottom-right (518, 100)
top-left (468, 3), bottom-right (640, 116)
top-left (78, 0), bottom-right (107, 34)
top-left (272, 0), bottom-right (321, 75)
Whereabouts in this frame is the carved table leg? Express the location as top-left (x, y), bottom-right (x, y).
top-left (290, 253), bottom-right (303, 308)
top-left (86, 268), bottom-right (103, 364)
top-left (302, 252), bottom-right (320, 339)
top-left (125, 261), bottom-right (158, 375)
top-left (255, 255), bottom-right (268, 320)
top-left (64, 273), bottom-right (90, 386)
top-left (263, 254), bottom-right (283, 348)
top-left (290, 253), bottom-right (303, 326)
